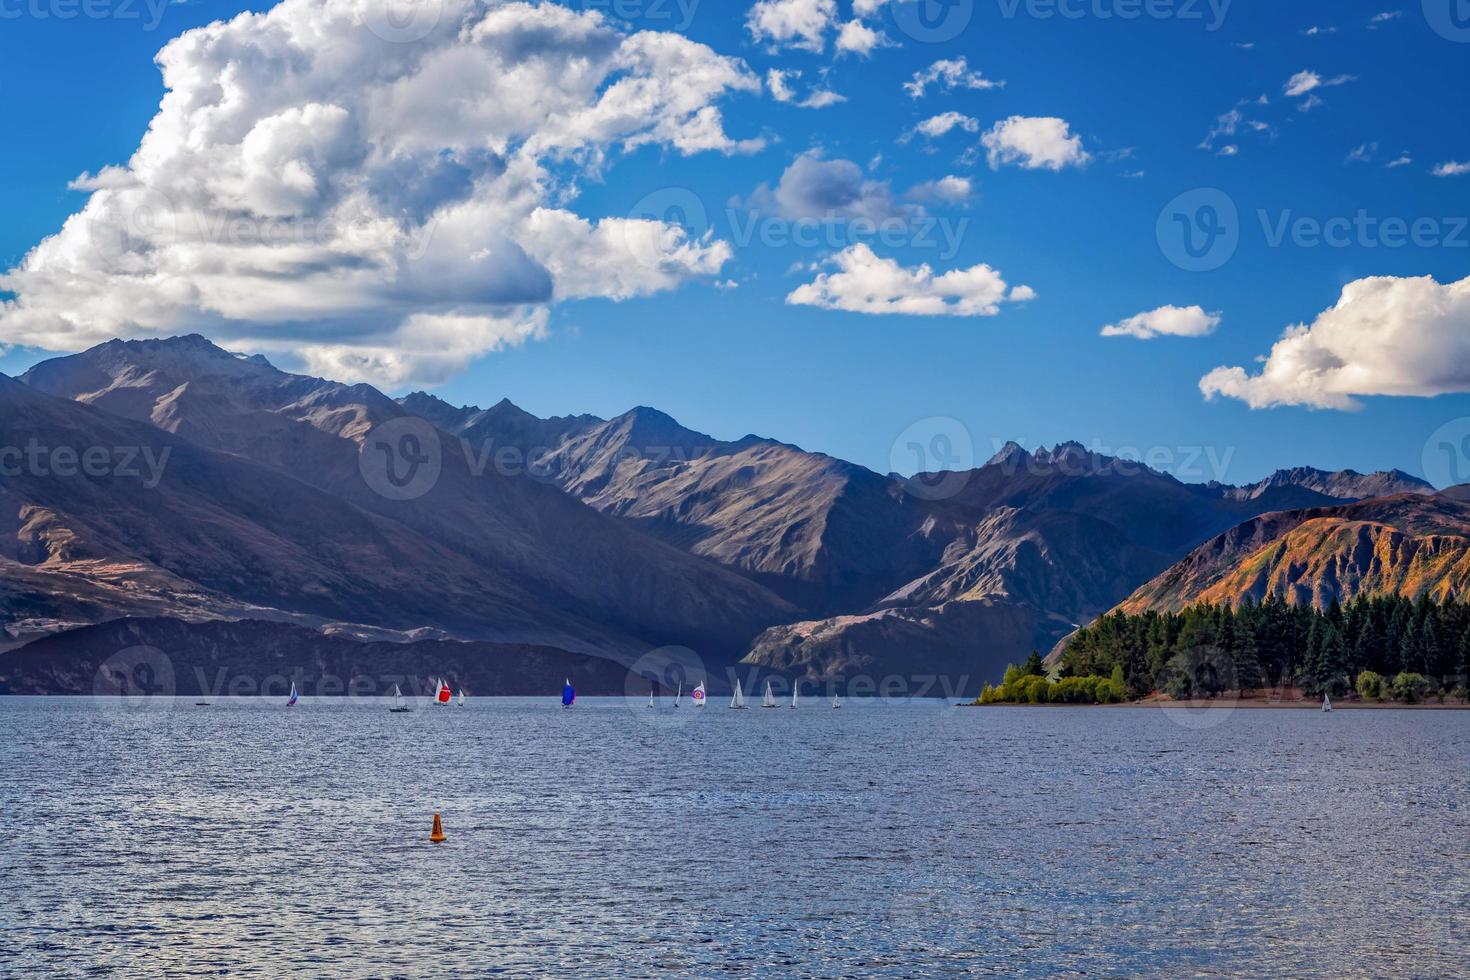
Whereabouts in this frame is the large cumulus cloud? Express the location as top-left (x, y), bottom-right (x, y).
top-left (0, 0), bottom-right (762, 384)
top-left (1200, 274), bottom-right (1470, 409)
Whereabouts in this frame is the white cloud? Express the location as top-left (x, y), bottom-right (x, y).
top-left (747, 0), bottom-right (836, 52)
top-left (1433, 161), bottom-right (1470, 177)
top-left (1345, 142), bottom-right (1377, 163)
top-left (767, 69), bottom-right (845, 108)
top-left (786, 243), bottom-right (1033, 317)
top-left (905, 175), bottom-right (973, 204)
top-left (904, 58), bottom-right (1003, 99)
top-left (0, 1), bottom-right (762, 385)
top-left (767, 69), bottom-right (799, 102)
top-left (1204, 107), bottom-right (1245, 145)
top-left (981, 116), bottom-right (1091, 171)
top-left (799, 90), bottom-right (846, 110)
top-left (750, 151), bottom-right (907, 221)
top-left (519, 209), bottom-right (733, 301)
top-left (1200, 274), bottom-right (1470, 409)
top-left (299, 310), bottom-right (548, 388)
top-left (1284, 71), bottom-right (1319, 96)
top-left (907, 112), bottom-right (980, 140)
top-left (1101, 305), bottom-right (1221, 340)
top-left (1387, 154), bottom-right (1413, 169)
top-left (1217, 144), bottom-right (1240, 157)
top-left (1369, 10), bottom-right (1402, 23)
top-left (1199, 101), bottom-right (1269, 153)
top-left (1200, 95), bottom-right (1273, 153)
top-left (835, 19), bottom-right (890, 55)
top-left (1284, 70), bottom-right (1355, 98)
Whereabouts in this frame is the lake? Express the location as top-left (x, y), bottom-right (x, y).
top-left (2, 696), bottom-right (1467, 977)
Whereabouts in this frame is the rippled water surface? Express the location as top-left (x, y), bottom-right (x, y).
top-left (2, 697), bottom-right (1468, 977)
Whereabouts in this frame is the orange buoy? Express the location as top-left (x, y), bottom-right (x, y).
top-left (429, 812), bottom-right (447, 843)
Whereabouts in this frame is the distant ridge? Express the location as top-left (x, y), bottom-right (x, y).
top-left (11, 335), bottom-right (794, 662)
top-left (1224, 465), bottom-right (1432, 503)
top-left (0, 618), bottom-right (636, 696)
top-left (3, 333), bottom-right (1441, 688)
top-left (1117, 492), bottom-right (1470, 614)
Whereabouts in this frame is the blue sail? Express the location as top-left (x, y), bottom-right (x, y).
top-left (562, 679), bottom-right (575, 707)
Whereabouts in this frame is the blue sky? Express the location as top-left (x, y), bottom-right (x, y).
top-left (1, 0), bottom-right (1468, 486)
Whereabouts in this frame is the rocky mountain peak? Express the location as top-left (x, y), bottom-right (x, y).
top-left (23, 334), bottom-right (283, 395)
top-left (1233, 465), bottom-right (1433, 502)
top-left (610, 405), bottom-right (712, 451)
top-left (984, 441), bottom-right (1031, 469)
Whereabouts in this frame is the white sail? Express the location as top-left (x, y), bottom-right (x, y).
top-left (730, 679), bottom-right (747, 709)
top-left (675, 681), bottom-right (682, 707)
top-left (649, 690), bottom-right (655, 708)
top-left (1323, 693), bottom-right (1332, 712)
top-left (832, 693), bottom-right (841, 709)
top-left (763, 682), bottom-right (777, 708)
top-left (393, 684), bottom-right (404, 706)
top-left (458, 689), bottom-right (466, 706)
top-left (791, 682), bottom-right (799, 709)
top-left (693, 682), bottom-right (707, 708)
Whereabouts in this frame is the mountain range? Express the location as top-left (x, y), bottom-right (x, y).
top-left (1117, 491), bottom-right (1470, 614)
top-left (0, 335), bottom-right (1443, 695)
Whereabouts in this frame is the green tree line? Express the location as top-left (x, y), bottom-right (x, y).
top-left (1057, 594), bottom-right (1470, 702)
top-left (976, 652), bottom-right (1128, 705)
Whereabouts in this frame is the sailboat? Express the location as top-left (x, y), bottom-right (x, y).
top-left (1322, 692), bottom-right (1333, 712)
top-left (730, 679), bottom-right (748, 709)
top-left (457, 689), bottom-right (466, 707)
top-left (434, 679), bottom-right (452, 706)
top-left (832, 693), bottom-right (842, 709)
top-left (790, 681), bottom-right (799, 710)
top-left (674, 681), bottom-right (682, 708)
top-left (648, 690), bottom-right (655, 709)
top-left (762, 682), bottom-right (777, 709)
top-left (390, 684), bottom-right (412, 713)
top-left (692, 682), bottom-right (706, 708)
top-left (562, 678), bottom-right (576, 708)
top-left (286, 682), bottom-right (299, 708)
